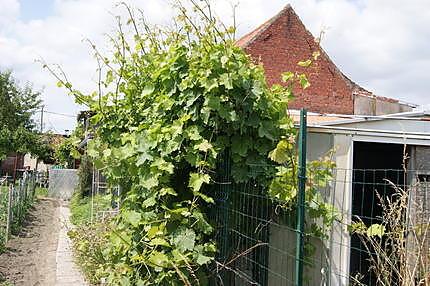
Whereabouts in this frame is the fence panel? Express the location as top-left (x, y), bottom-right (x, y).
top-left (0, 172), bottom-right (36, 251)
top-left (48, 169), bottom-right (78, 200)
top-left (212, 164), bottom-right (298, 286)
top-left (90, 166), bottom-right (121, 223)
top-left (212, 162), bottom-right (430, 286)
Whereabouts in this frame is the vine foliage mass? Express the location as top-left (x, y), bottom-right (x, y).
top-left (50, 1), bottom-right (334, 285)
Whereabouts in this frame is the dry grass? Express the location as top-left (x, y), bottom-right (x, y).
top-left (351, 180), bottom-right (430, 286)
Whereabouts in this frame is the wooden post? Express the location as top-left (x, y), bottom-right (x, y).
top-left (13, 154), bottom-right (18, 183)
top-left (5, 185), bottom-right (12, 243)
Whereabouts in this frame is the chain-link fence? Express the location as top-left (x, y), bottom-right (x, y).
top-left (0, 172), bottom-right (36, 251)
top-left (48, 169), bottom-right (78, 199)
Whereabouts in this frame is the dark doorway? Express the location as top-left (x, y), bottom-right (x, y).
top-left (349, 142), bottom-right (405, 285)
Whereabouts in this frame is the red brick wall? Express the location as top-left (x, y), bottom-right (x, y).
top-left (241, 7), bottom-right (355, 114)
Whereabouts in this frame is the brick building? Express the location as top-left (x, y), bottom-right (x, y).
top-left (237, 5), bottom-right (415, 115)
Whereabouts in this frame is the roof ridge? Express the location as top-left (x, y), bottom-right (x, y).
top-left (236, 4), bottom-right (414, 106)
top-left (236, 5), bottom-right (369, 91)
top-left (236, 4), bottom-right (292, 48)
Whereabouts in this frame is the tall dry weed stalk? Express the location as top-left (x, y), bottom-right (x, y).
top-left (351, 180), bottom-right (430, 286)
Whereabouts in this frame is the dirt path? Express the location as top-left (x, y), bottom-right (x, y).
top-left (0, 198), bottom-right (86, 286)
top-left (0, 198), bottom-right (59, 285)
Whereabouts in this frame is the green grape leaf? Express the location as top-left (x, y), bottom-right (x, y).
top-left (123, 210), bottom-right (142, 227)
top-left (142, 84), bottom-right (155, 96)
top-left (196, 254), bottom-right (212, 265)
top-left (195, 140), bottom-right (213, 152)
top-left (148, 251), bottom-right (169, 268)
top-left (188, 173), bottom-right (211, 193)
top-left (367, 224), bottom-right (385, 238)
top-left (269, 140), bottom-right (293, 163)
top-left (281, 71), bottom-right (295, 83)
top-left (171, 228), bottom-right (196, 252)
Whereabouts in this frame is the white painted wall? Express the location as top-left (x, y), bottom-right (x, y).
top-left (327, 134), bottom-right (353, 286)
top-left (267, 132), bottom-right (336, 286)
top-left (23, 153), bottom-right (52, 172)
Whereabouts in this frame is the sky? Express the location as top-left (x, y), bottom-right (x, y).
top-left (0, 0), bottom-right (429, 133)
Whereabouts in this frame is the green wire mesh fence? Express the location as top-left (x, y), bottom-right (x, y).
top-left (90, 166), bottom-right (121, 223)
top-left (211, 163), bottom-right (430, 286)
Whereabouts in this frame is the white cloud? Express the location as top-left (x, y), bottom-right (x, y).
top-left (0, 0), bottom-right (429, 132)
top-left (0, 0), bottom-right (20, 28)
top-left (288, 0), bottom-right (430, 104)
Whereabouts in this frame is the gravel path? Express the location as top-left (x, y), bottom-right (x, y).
top-left (0, 198), bottom-right (87, 286)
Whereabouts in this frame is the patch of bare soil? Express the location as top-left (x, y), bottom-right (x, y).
top-left (0, 198), bottom-right (60, 286)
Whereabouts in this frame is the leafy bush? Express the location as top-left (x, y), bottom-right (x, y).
top-left (50, 1), bottom-right (313, 284)
top-left (54, 124), bottom-right (83, 167)
top-left (0, 70), bottom-right (43, 160)
top-left (55, 138), bottom-right (76, 168)
top-left (76, 154), bottom-right (93, 198)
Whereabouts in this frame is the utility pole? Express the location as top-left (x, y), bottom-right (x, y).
top-left (40, 105), bottom-right (44, 133)
top-left (35, 106), bottom-right (44, 173)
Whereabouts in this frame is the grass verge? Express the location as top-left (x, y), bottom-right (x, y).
top-left (68, 222), bottom-right (110, 285)
top-left (69, 192), bottom-right (113, 284)
top-left (69, 192), bottom-right (112, 225)
top-left (35, 187), bottom-right (48, 198)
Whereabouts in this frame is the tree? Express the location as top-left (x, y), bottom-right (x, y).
top-left (0, 70), bottom-right (46, 160)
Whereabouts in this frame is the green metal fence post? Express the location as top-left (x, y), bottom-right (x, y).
top-left (295, 108), bottom-right (307, 286)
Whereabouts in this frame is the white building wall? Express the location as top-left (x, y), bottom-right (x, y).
top-left (267, 132), bottom-right (336, 285)
top-left (23, 154), bottom-right (52, 172)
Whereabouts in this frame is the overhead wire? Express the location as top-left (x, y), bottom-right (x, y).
top-left (34, 109), bottom-right (77, 118)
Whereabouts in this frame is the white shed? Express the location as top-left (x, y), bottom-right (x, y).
top-left (269, 108), bottom-right (430, 285)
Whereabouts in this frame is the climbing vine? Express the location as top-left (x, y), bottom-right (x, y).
top-left (48, 1), bottom-right (336, 285)
top-left (269, 148), bottom-right (338, 262)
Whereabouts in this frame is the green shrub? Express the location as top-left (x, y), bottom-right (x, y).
top-left (70, 192), bottom-right (92, 225)
top-left (77, 154), bottom-right (93, 198)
